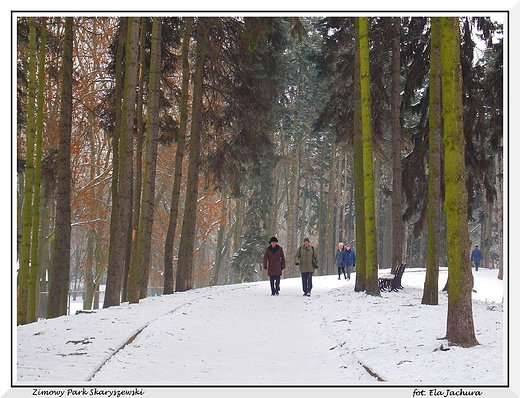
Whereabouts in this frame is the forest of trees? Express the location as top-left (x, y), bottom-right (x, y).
top-left (16, 15), bottom-right (503, 347)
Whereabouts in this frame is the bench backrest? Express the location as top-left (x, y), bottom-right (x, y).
top-left (391, 264), bottom-right (406, 288)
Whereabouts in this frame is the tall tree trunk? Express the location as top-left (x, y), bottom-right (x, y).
top-left (317, 173), bottom-right (326, 273)
top-left (231, 198), bottom-right (245, 284)
top-left (28, 18), bottom-right (46, 323)
top-left (353, 18), bottom-right (366, 293)
top-left (382, 203), bottom-right (392, 269)
top-left (212, 195), bottom-right (227, 286)
top-left (138, 17), bottom-right (162, 299)
top-left (346, 160), bottom-right (356, 243)
top-left (47, 17), bottom-right (73, 318)
top-left (390, 17), bottom-right (404, 275)
top-left (440, 17), bottom-right (478, 348)
top-left (338, 150), bottom-right (347, 244)
top-left (222, 203), bottom-right (235, 284)
top-left (324, 140), bottom-right (337, 275)
top-left (83, 20), bottom-right (99, 311)
top-left (336, 155), bottom-right (344, 245)
top-left (480, 196), bottom-right (492, 268)
top-left (268, 167), bottom-right (280, 238)
top-left (422, 17), bottom-right (442, 305)
top-left (301, 168), bottom-right (308, 240)
top-left (496, 153), bottom-right (503, 280)
top-left (104, 18), bottom-right (126, 307)
top-left (18, 18), bottom-right (38, 325)
top-left (164, 17), bottom-right (192, 294)
top-left (104, 17), bottom-right (141, 308)
top-left (285, 140), bottom-right (299, 278)
top-left (358, 17), bottom-right (379, 296)
top-left (37, 188), bottom-right (54, 317)
top-left (124, 18), bottom-right (147, 302)
top-left (83, 18), bottom-right (103, 311)
top-left (288, 142), bottom-right (301, 278)
top-left (84, 228), bottom-right (96, 310)
top-left (127, 18), bottom-right (160, 303)
top-left (175, 18), bottom-right (208, 292)
top-left (418, 230), bottom-right (426, 268)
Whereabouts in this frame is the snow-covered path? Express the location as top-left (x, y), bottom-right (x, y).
top-left (16, 268), bottom-right (507, 386)
top-left (90, 278), bottom-right (376, 385)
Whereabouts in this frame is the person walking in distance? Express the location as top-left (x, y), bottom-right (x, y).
top-left (341, 243), bottom-right (356, 281)
top-left (296, 238), bottom-right (318, 296)
top-left (470, 244), bottom-right (483, 271)
top-left (335, 242), bottom-right (346, 280)
top-left (263, 237), bottom-right (285, 295)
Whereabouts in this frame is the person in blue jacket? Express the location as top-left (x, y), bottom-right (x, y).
top-left (341, 243), bottom-right (356, 281)
top-left (470, 244), bottom-right (483, 271)
top-left (335, 242), bottom-right (346, 280)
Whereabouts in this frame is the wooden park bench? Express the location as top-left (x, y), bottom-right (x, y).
top-left (378, 264), bottom-right (406, 292)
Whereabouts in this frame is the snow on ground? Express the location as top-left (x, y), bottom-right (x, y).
top-left (11, 267), bottom-right (516, 395)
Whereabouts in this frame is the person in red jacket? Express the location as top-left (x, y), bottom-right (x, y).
top-left (263, 237), bottom-right (286, 296)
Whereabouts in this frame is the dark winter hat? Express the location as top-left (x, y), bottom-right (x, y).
top-left (304, 237), bottom-right (310, 243)
top-left (345, 243), bottom-right (351, 247)
top-left (269, 237), bottom-right (278, 243)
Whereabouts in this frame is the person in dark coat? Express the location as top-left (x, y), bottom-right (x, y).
top-left (335, 242), bottom-right (346, 280)
top-left (263, 237), bottom-right (286, 295)
top-left (296, 238), bottom-right (318, 296)
top-left (471, 244), bottom-right (483, 271)
top-left (341, 243), bottom-right (356, 281)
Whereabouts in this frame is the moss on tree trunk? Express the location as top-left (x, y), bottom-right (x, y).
top-left (440, 17), bottom-right (478, 348)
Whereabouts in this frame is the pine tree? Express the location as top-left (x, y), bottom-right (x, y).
top-left (28, 18), bottom-right (46, 323)
top-left (175, 18), bottom-right (208, 292)
top-left (125, 18), bottom-right (147, 303)
top-left (103, 17), bottom-right (126, 307)
top-left (163, 17), bottom-right (192, 295)
top-left (18, 17), bottom-right (37, 325)
top-left (353, 18), bottom-right (366, 292)
top-left (198, 17), bottom-right (286, 283)
top-left (422, 17), bottom-right (442, 305)
top-left (47, 17), bottom-right (73, 318)
top-left (358, 17), bottom-right (380, 296)
top-left (104, 17), bottom-right (141, 308)
top-left (127, 17), bottom-right (162, 302)
top-left (400, 18), bottom-right (435, 235)
top-left (390, 17), bottom-right (404, 275)
top-left (440, 17), bottom-right (478, 348)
